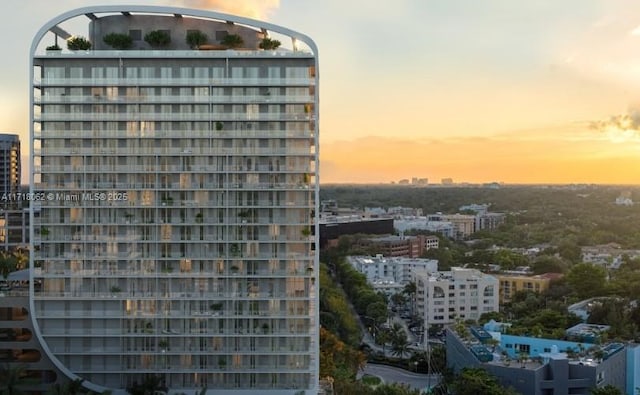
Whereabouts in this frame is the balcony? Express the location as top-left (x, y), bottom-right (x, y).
top-left (35, 94), bottom-right (314, 105)
top-left (34, 76), bottom-right (316, 87)
top-left (35, 111), bottom-right (315, 123)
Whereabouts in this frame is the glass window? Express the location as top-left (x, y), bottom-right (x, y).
top-left (69, 67), bottom-right (83, 78)
top-left (125, 67), bottom-right (138, 78)
top-left (129, 29), bottom-right (142, 41)
top-left (180, 67), bottom-right (192, 79)
top-left (91, 67), bottom-right (104, 79)
top-left (212, 67), bottom-right (225, 78)
top-left (194, 67), bottom-right (209, 78)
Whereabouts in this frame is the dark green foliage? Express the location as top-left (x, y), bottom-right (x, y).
top-left (334, 380), bottom-right (422, 395)
top-left (321, 185), bottom-right (640, 249)
top-left (319, 263), bottom-right (362, 345)
top-left (0, 364), bottom-right (30, 394)
top-left (590, 385), bottom-right (623, 395)
top-left (186, 30), bottom-right (207, 49)
top-left (319, 327), bottom-right (366, 380)
top-left (103, 33), bottom-right (133, 50)
top-left (127, 375), bottom-right (167, 395)
top-left (259, 37), bottom-right (281, 50)
top-left (46, 44), bottom-right (61, 51)
top-left (0, 252), bottom-right (17, 279)
top-left (67, 36), bottom-right (91, 51)
top-left (450, 368), bottom-right (519, 395)
top-left (144, 30), bottom-right (171, 47)
top-left (586, 297), bottom-right (640, 340)
top-left (566, 263), bottom-right (607, 299)
top-left (221, 33), bottom-right (244, 48)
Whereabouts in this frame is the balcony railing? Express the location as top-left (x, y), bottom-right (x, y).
top-left (35, 76), bottom-right (315, 87)
top-left (37, 146), bottom-right (314, 156)
top-left (35, 112), bottom-right (315, 123)
top-left (35, 94), bottom-right (314, 105)
top-left (34, 129), bottom-right (314, 140)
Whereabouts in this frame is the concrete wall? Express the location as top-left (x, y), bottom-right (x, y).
top-left (446, 328), bottom-right (627, 395)
top-left (90, 15), bottom-right (262, 50)
top-left (626, 345), bottom-right (640, 395)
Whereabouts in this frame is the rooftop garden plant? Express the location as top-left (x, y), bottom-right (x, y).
top-left (46, 44), bottom-right (61, 51)
top-left (221, 34), bottom-right (244, 49)
top-left (259, 37), bottom-right (281, 50)
top-left (144, 30), bottom-right (171, 48)
top-left (67, 36), bottom-right (91, 51)
top-left (103, 33), bottom-right (133, 50)
top-left (186, 30), bottom-right (208, 49)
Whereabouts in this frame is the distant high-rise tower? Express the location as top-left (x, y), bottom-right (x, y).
top-left (0, 133), bottom-right (20, 197)
top-left (30, 6), bottom-right (318, 394)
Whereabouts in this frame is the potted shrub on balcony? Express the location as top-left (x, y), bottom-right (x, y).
top-left (103, 33), bottom-right (133, 50)
top-left (67, 36), bottom-right (92, 51)
top-left (46, 44), bottom-right (61, 53)
top-left (186, 30), bottom-right (208, 49)
top-left (110, 285), bottom-right (121, 294)
top-left (144, 30), bottom-right (171, 48)
top-left (230, 244), bottom-right (240, 257)
top-left (221, 34), bottom-right (244, 49)
top-left (162, 265), bottom-right (173, 274)
top-left (261, 323), bottom-right (270, 334)
top-left (195, 212), bottom-right (203, 223)
top-left (259, 37), bottom-right (281, 50)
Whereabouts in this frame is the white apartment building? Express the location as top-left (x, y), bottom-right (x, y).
top-left (348, 255), bottom-right (438, 290)
top-left (412, 268), bottom-right (498, 325)
top-left (30, 6), bottom-right (318, 394)
top-left (394, 217), bottom-right (455, 238)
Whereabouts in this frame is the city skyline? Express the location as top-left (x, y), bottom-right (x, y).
top-left (2, 0), bottom-right (640, 184)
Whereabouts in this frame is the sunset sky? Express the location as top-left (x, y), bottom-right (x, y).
top-left (2, 0), bottom-right (640, 184)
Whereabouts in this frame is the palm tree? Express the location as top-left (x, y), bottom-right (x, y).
top-left (0, 253), bottom-right (17, 279)
top-left (390, 322), bottom-right (404, 337)
top-left (390, 333), bottom-right (410, 358)
top-left (377, 329), bottom-right (391, 355)
top-left (11, 249), bottom-right (28, 271)
top-left (0, 364), bottom-right (29, 395)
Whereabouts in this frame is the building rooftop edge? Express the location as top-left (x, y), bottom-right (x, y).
top-left (31, 5), bottom-right (318, 59)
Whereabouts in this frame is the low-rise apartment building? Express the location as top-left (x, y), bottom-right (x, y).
top-left (348, 255), bottom-right (438, 292)
top-left (412, 267), bottom-right (499, 325)
top-left (360, 234), bottom-right (439, 258)
top-left (496, 273), bottom-right (562, 303)
top-left (446, 323), bottom-right (631, 395)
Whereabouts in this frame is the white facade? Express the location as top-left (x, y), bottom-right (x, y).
top-left (413, 268), bottom-right (498, 325)
top-left (394, 217), bottom-right (455, 238)
top-left (348, 255), bottom-right (438, 288)
top-left (30, 6), bottom-right (318, 394)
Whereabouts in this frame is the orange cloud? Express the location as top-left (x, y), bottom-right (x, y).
top-left (179, 0), bottom-right (280, 19)
top-left (320, 124), bottom-right (640, 184)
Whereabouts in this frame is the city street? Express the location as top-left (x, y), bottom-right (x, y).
top-left (359, 363), bottom-right (440, 393)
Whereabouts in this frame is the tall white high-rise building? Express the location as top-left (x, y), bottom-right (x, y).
top-left (30, 6), bottom-right (318, 394)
